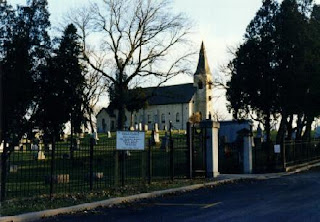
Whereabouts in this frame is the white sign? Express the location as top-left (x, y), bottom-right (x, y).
top-left (116, 131), bottom-right (145, 150)
top-left (274, 144), bottom-right (281, 153)
top-left (0, 141), bottom-right (3, 153)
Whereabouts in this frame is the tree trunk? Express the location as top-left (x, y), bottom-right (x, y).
top-left (302, 116), bottom-right (313, 141)
top-left (265, 113), bottom-right (271, 143)
top-left (130, 111), bottom-right (134, 128)
top-left (295, 113), bottom-right (304, 141)
top-left (276, 112), bottom-right (287, 144)
top-left (117, 80), bottom-right (127, 130)
top-left (70, 116), bottom-right (74, 160)
top-left (88, 107), bottom-right (95, 134)
top-left (286, 114), bottom-right (293, 140)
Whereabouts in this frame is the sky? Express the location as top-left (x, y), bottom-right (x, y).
top-left (7, 0), bottom-right (320, 119)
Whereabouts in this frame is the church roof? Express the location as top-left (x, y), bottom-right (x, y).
top-left (143, 83), bottom-right (196, 105)
top-left (96, 107), bottom-right (116, 118)
top-left (194, 41), bottom-right (211, 75)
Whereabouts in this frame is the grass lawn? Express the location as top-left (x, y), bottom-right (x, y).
top-left (3, 132), bottom-right (189, 203)
top-left (1, 177), bottom-right (213, 216)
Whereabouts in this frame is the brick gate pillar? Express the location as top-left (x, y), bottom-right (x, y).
top-left (200, 120), bottom-right (220, 178)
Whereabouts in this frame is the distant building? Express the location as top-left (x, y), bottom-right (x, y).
top-left (96, 42), bottom-right (214, 132)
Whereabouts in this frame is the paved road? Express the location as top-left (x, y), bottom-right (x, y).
top-left (39, 169), bottom-right (320, 222)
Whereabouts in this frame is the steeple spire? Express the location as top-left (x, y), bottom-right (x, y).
top-left (194, 41), bottom-right (211, 75)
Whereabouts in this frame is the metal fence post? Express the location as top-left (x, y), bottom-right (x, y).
top-left (89, 138), bottom-right (94, 191)
top-left (186, 122), bottom-right (192, 179)
top-left (114, 150), bottom-right (119, 187)
top-left (0, 140), bottom-right (7, 202)
top-left (169, 121), bottom-right (174, 181)
top-left (121, 151), bottom-right (125, 187)
top-left (49, 136), bottom-right (56, 199)
top-left (281, 138), bottom-right (286, 171)
top-left (147, 139), bottom-right (152, 185)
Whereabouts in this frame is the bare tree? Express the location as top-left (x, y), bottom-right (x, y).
top-left (211, 109), bottom-right (227, 122)
top-left (68, 0), bottom-right (194, 130)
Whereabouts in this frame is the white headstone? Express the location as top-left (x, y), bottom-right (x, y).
top-left (154, 123), bottom-right (159, 132)
top-left (37, 151), bottom-right (46, 160)
top-left (10, 165), bottom-right (18, 173)
top-left (107, 131), bottom-right (112, 138)
top-left (144, 125), bottom-right (148, 131)
top-left (139, 123), bottom-right (143, 131)
top-left (14, 146), bottom-right (20, 151)
top-left (154, 131), bottom-right (160, 143)
top-left (135, 124), bottom-right (139, 130)
top-left (93, 132), bottom-right (99, 141)
top-left (0, 141), bottom-right (3, 153)
top-left (129, 126), bottom-right (135, 131)
top-left (31, 144), bottom-right (39, 151)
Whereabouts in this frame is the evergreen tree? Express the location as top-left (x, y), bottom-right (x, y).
top-left (33, 24), bottom-right (86, 138)
top-left (1, 0), bottom-right (50, 142)
top-left (227, 0), bottom-right (279, 142)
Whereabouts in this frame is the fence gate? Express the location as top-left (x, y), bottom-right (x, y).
top-left (191, 126), bottom-right (206, 177)
top-left (218, 140), bottom-right (242, 173)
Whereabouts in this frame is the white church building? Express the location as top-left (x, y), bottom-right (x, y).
top-left (96, 42), bottom-right (214, 132)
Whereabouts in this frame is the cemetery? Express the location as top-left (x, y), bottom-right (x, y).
top-left (2, 118), bottom-right (320, 204)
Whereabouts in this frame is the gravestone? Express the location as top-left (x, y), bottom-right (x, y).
top-left (19, 144), bottom-right (27, 152)
top-left (14, 146), bottom-right (20, 151)
top-left (163, 125), bottom-right (168, 131)
top-left (92, 132), bottom-right (99, 141)
top-left (9, 165), bottom-right (18, 173)
top-left (129, 126), bottom-right (135, 131)
top-left (45, 174), bottom-right (69, 184)
top-left (160, 132), bottom-right (169, 151)
top-left (86, 172), bottom-right (104, 181)
top-left (135, 124), bottom-right (139, 131)
top-left (153, 124), bottom-right (160, 143)
top-left (31, 144), bottom-right (39, 151)
top-left (144, 125), bottom-right (148, 131)
top-left (139, 123), bottom-right (143, 131)
top-left (107, 131), bottom-right (112, 138)
top-left (36, 150), bottom-right (46, 160)
top-left (0, 141), bottom-right (3, 152)
top-left (154, 123), bottom-right (159, 132)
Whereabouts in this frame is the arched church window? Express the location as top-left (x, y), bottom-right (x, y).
top-left (161, 114), bottom-right (165, 123)
top-left (176, 113), bottom-right (180, 122)
top-left (198, 81), bottom-right (203, 89)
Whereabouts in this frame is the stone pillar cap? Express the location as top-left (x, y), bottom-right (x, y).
top-left (200, 120), bottom-right (220, 129)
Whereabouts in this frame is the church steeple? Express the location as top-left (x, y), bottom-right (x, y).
top-left (194, 41), bottom-right (211, 75)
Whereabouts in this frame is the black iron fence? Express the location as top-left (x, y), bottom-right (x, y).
top-left (284, 140), bottom-right (320, 167)
top-left (0, 134), bottom-right (189, 201)
top-left (253, 139), bottom-right (320, 172)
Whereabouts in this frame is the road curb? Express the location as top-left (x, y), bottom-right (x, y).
top-left (1, 162), bottom-right (319, 222)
